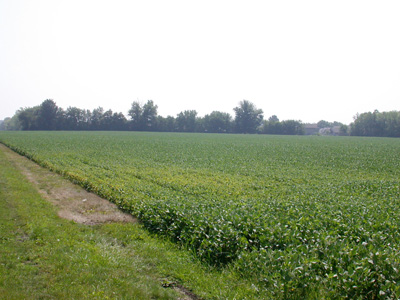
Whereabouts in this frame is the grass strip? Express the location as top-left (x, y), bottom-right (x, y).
top-left (0, 147), bottom-right (183, 299)
top-left (0, 144), bottom-right (262, 299)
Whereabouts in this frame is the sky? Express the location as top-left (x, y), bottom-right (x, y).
top-left (0, 0), bottom-right (399, 124)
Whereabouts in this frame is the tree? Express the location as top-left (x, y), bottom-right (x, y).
top-left (90, 107), bottom-right (105, 130)
top-left (350, 110), bottom-right (381, 136)
top-left (268, 115), bottom-right (279, 123)
top-left (17, 106), bottom-right (40, 130)
top-left (128, 101), bottom-right (142, 130)
top-left (339, 124), bottom-right (349, 136)
top-left (317, 120), bottom-right (331, 128)
top-left (156, 115), bottom-right (176, 132)
top-left (382, 111), bottom-right (400, 137)
top-left (81, 109), bottom-right (92, 130)
top-left (176, 110), bottom-right (198, 132)
top-left (110, 112), bottom-right (128, 131)
top-left (261, 120), bottom-right (282, 134)
top-left (141, 100), bottom-right (158, 131)
top-left (261, 119), bottom-right (304, 135)
top-left (233, 100), bottom-right (263, 133)
top-left (55, 108), bottom-right (67, 130)
top-left (100, 109), bottom-right (114, 129)
top-left (2, 114), bottom-right (21, 130)
top-left (65, 107), bottom-right (86, 130)
top-left (0, 116), bottom-right (21, 130)
top-left (280, 120), bottom-right (304, 135)
top-left (350, 110), bottom-right (400, 137)
top-left (332, 121), bottom-right (343, 127)
top-left (38, 99), bottom-right (58, 130)
top-left (261, 115), bottom-right (281, 134)
top-left (203, 111), bottom-right (232, 133)
top-left (128, 100), bottom-right (158, 131)
top-left (7, 101), bottom-right (131, 131)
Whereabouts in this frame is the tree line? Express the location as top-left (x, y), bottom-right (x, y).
top-left (1, 99), bottom-right (399, 137)
top-left (0, 99), bottom-right (305, 135)
top-left (350, 110), bottom-right (400, 137)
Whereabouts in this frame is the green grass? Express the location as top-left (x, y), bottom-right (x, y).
top-left (0, 147), bottom-right (180, 299)
top-left (0, 144), bottom-right (262, 299)
top-left (1, 131), bottom-right (400, 298)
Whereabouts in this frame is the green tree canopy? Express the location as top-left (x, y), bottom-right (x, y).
top-left (203, 111), bottom-right (232, 133)
top-left (268, 115), bottom-right (279, 123)
top-left (128, 100), bottom-right (158, 131)
top-left (17, 106), bottom-right (40, 130)
top-left (233, 100), bottom-right (263, 133)
top-left (261, 119), bottom-right (304, 135)
top-left (317, 120), bottom-right (331, 128)
top-left (128, 102), bottom-right (142, 130)
top-left (350, 110), bottom-right (400, 137)
top-left (38, 99), bottom-right (59, 130)
top-left (141, 100), bottom-right (158, 130)
top-left (176, 110), bottom-right (198, 132)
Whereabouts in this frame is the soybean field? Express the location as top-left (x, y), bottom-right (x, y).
top-left (1, 131), bottom-right (400, 299)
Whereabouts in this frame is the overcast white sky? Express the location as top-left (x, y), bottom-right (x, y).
top-left (1, 0), bottom-right (399, 124)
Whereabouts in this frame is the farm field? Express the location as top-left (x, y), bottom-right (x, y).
top-left (1, 131), bottom-right (400, 299)
top-left (0, 144), bottom-right (181, 299)
top-left (1, 142), bottom-right (258, 300)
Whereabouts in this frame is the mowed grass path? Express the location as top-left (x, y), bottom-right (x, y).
top-left (1, 131), bottom-right (400, 298)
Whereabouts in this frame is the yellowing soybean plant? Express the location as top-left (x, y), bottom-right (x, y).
top-left (1, 131), bottom-right (400, 299)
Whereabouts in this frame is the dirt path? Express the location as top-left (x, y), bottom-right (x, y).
top-left (0, 143), bottom-right (135, 225)
top-left (0, 143), bottom-right (200, 300)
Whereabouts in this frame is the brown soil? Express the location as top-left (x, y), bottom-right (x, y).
top-left (0, 144), bottom-right (136, 225)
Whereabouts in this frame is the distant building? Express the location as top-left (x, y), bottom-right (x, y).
top-left (304, 123), bottom-right (344, 136)
top-left (319, 127), bottom-right (332, 135)
top-left (304, 124), bottom-right (319, 135)
top-left (331, 126), bottom-right (341, 136)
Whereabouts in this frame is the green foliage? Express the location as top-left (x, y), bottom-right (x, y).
top-left (234, 100), bottom-right (264, 133)
top-left (0, 115), bottom-right (21, 130)
top-left (17, 106), bottom-right (40, 130)
top-left (339, 124), bottom-right (349, 135)
top-left (38, 99), bottom-right (58, 130)
top-left (0, 146), bottom-right (180, 299)
top-left (317, 120), bottom-right (331, 128)
top-left (261, 119), bottom-right (304, 135)
top-left (203, 111), bottom-right (233, 133)
top-left (318, 120), bottom-right (343, 129)
top-left (1, 131), bottom-right (400, 298)
top-left (129, 100), bottom-right (158, 131)
top-left (351, 110), bottom-right (400, 137)
top-left (175, 110), bottom-right (198, 132)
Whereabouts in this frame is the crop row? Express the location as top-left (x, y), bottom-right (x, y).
top-left (1, 131), bottom-right (400, 298)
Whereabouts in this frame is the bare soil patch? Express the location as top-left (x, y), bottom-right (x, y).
top-left (0, 144), bottom-right (136, 225)
top-left (0, 143), bottom-right (200, 300)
